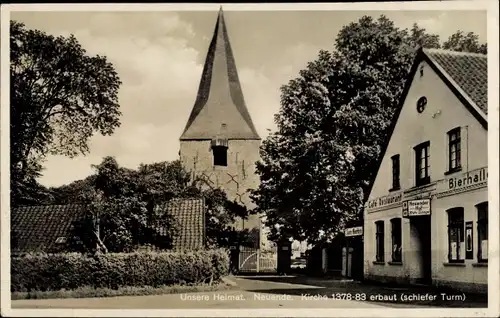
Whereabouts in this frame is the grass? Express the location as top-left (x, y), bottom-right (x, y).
top-left (11, 280), bottom-right (236, 300)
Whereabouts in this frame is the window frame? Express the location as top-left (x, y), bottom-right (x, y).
top-left (414, 141), bottom-right (431, 186)
top-left (447, 127), bottom-right (462, 173)
top-left (447, 207), bottom-right (465, 263)
top-left (390, 218), bottom-right (402, 263)
top-left (390, 154), bottom-right (401, 191)
top-left (375, 221), bottom-right (385, 262)
top-left (212, 146), bottom-right (228, 167)
top-left (476, 202), bottom-right (488, 263)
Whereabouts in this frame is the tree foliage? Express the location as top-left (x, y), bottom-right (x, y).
top-left (50, 157), bottom-right (253, 252)
top-left (68, 157), bottom-right (189, 253)
top-left (10, 20), bottom-right (122, 206)
top-left (252, 15), bottom-right (487, 244)
top-left (443, 30), bottom-right (487, 54)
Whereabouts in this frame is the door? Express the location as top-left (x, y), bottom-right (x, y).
top-left (414, 215), bottom-right (432, 284)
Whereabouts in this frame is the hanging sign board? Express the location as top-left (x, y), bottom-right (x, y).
top-left (345, 226), bottom-right (363, 237)
top-left (403, 199), bottom-right (431, 217)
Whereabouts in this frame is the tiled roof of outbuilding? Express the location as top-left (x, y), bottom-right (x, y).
top-left (11, 204), bottom-right (86, 253)
top-left (11, 198), bottom-right (205, 253)
top-left (155, 198), bottom-right (205, 251)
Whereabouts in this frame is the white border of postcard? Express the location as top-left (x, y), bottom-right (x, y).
top-left (1, 1), bottom-right (499, 317)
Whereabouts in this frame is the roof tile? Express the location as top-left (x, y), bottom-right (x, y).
top-left (12, 198), bottom-right (205, 253)
top-left (424, 49), bottom-right (488, 114)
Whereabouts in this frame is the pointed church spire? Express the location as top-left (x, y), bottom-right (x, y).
top-left (180, 8), bottom-right (261, 141)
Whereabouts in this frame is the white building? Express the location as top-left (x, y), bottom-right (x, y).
top-left (363, 48), bottom-right (488, 294)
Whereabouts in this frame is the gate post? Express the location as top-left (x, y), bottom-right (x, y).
top-left (277, 240), bottom-right (292, 275)
top-left (256, 249), bottom-right (260, 273)
top-left (229, 245), bottom-right (240, 274)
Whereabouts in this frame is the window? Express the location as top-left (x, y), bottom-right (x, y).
top-left (391, 218), bottom-right (402, 262)
top-left (447, 128), bottom-right (461, 172)
top-left (375, 221), bottom-right (385, 262)
top-left (477, 202), bottom-right (488, 262)
top-left (414, 141), bottom-right (430, 186)
top-left (212, 146), bottom-right (228, 166)
top-left (391, 155), bottom-right (400, 190)
top-left (447, 208), bottom-right (464, 263)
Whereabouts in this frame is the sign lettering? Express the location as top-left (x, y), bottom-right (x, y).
top-left (345, 226), bottom-right (363, 237)
top-left (448, 168), bottom-right (487, 189)
top-left (406, 199), bottom-right (431, 216)
top-left (366, 192), bottom-right (402, 210)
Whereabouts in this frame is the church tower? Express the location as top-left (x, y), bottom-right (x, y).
top-left (179, 8), bottom-right (263, 245)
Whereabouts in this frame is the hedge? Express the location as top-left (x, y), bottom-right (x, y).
top-left (11, 249), bottom-right (229, 292)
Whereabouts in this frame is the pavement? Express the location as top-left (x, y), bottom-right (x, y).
top-left (10, 275), bottom-right (488, 309)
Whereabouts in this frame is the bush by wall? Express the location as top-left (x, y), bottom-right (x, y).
top-left (11, 249), bottom-right (229, 292)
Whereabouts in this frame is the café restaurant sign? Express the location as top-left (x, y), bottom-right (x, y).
top-left (345, 226), bottom-right (363, 237)
top-left (436, 167), bottom-right (488, 196)
top-left (402, 199), bottom-right (431, 217)
top-left (366, 192), bottom-right (403, 212)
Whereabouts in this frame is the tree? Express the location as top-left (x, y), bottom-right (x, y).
top-left (190, 178), bottom-right (256, 248)
top-left (10, 21), bottom-right (122, 206)
top-left (68, 157), bottom-right (181, 253)
top-left (63, 156), bottom-right (253, 252)
top-left (252, 15), bottom-right (487, 244)
top-left (443, 30), bottom-right (487, 54)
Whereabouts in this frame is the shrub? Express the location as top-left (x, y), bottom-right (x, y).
top-left (11, 249), bottom-right (229, 292)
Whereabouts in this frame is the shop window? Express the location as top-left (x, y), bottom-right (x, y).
top-left (391, 218), bottom-right (402, 262)
top-left (375, 221), bottom-right (385, 262)
top-left (391, 155), bottom-right (400, 191)
top-left (212, 146), bottom-right (228, 166)
top-left (477, 202), bottom-right (488, 262)
top-left (447, 127), bottom-right (461, 172)
top-left (447, 207), bottom-right (464, 263)
top-left (414, 141), bottom-right (430, 186)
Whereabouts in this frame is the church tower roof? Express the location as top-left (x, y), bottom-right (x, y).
top-left (180, 7), bottom-right (261, 141)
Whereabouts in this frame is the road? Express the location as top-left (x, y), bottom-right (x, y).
top-left (11, 276), bottom-right (383, 309)
top-left (10, 275), bottom-right (487, 309)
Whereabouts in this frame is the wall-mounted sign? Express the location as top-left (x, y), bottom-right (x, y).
top-left (366, 192), bottom-right (403, 211)
top-left (403, 199), bottom-right (431, 217)
top-left (402, 201), bottom-right (409, 217)
top-left (345, 226), bottom-right (363, 237)
top-left (436, 167), bottom-right (488, 197)
top-left (466, 222), bottom-right (473, 259)
top-left (448, 168), bottom-right (487, 190)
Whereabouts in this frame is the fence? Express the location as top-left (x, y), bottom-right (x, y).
top-left (238, 246), bottom-right (277, 273)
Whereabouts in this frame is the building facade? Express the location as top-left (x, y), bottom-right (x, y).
top-left (363, 49), bottom-right (488, 294)
top-left (179, 8), bottom-right (266, 247)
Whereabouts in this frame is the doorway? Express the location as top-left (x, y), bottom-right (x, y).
top-left (411, 215), bottom-right (432, 284)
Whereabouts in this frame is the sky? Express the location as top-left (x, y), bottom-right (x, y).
top-left (9, 8), bottom-right (487, 187)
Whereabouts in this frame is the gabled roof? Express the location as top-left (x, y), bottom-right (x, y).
top-left (155, 198), bottom-right (205, 251)
top-left (364, 48), bottom-right (488, 202)
top-left (11, 198), bottom-right (206, 253)
top-left (11, 204), bottom-right (86, 253)
top-left (424, 48), bottom-right (488, 116)
top-left (180, 8), bottom-right (260, 141)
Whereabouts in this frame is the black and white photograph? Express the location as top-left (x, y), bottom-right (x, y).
top-left (1, 1), bottom-right (498, 317)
